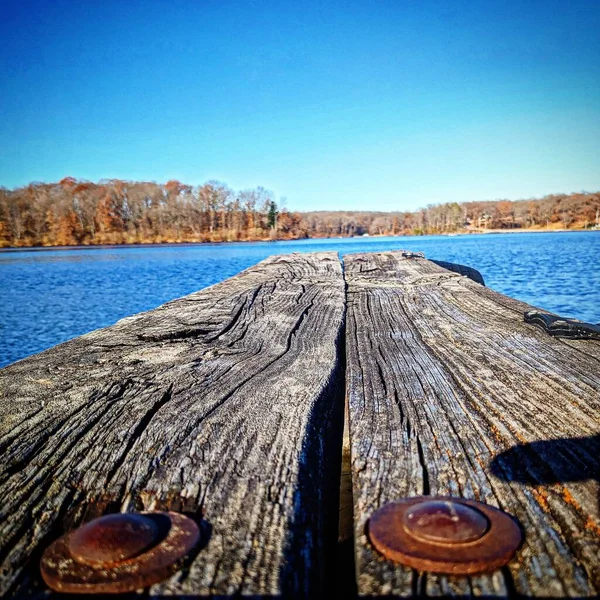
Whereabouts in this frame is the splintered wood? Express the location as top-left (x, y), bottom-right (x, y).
top-left (345, 251), bottom-right (600, 597)
top-left (2, 250), bottom-right (599, 598)
top-left (0, 252), bottom-right (346, 598)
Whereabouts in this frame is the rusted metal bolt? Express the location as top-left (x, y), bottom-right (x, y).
top-left (402, 500), bottom-right (489, 544)
top-left (41, 512), bottom-right (200, 594)
top-left (69, 513), bottom-right (160, 567)
top-left (368, 496), bottom-right (522, 574)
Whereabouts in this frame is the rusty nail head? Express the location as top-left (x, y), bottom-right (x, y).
top-left (41, 512), bottom-right (200, 594)
top-left (368, 496), bottom-right (522, 574)
top-left (69, 513), bottom-right (160, 567)
top-left (403, 500), bottom-right (489, 544)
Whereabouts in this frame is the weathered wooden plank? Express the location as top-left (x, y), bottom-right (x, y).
top-left (429, 259), bottom-right (485, 286)
top-left (0, 252), bottom-right (346, 598)
top-left (345, 251), bottom-right (600, 597)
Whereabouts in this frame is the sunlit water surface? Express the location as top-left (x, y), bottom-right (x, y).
top-left (1, 231), bottom-right (599, 367)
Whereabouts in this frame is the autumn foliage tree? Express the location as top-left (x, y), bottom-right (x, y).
top-left (0, 179), bottom-right (294, 247)
top-left (0, 178), bottom-right (598, 247)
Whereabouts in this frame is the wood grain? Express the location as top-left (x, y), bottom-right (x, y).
top-left (429, 259), bottom-right (485, 286)
top-left (0, 252), bottom-right (346, 598)
top-left (344, 251), bottom-right (600, 597)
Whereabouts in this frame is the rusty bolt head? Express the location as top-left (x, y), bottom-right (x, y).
top-left (402, 500), bottom-right (489, 544)
top-left (69, 513), bottom-right (160, 567)
top-left (368, 496), bottom-right (522, 574)
top-left (41, 512), bottom-right (200, 594)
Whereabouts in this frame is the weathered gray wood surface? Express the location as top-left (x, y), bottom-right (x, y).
top-left (429, 259), bottom-right (485, 286)
top-left (345, 251), bottom-right (600, 597)
top-left (0, 252), bottom-right (346, 598)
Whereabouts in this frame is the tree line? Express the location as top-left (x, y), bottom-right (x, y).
top-left (0, 177), bottom-right (598, 247)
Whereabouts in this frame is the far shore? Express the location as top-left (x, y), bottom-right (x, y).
top-left (1, 226), bottom-right (596, 252)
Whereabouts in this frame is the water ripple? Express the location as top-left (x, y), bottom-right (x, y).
top-left (1, 232), bottom-right (598, 367)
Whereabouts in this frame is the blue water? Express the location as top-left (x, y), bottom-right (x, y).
top-left (1, 232), bottom-right (599, 368)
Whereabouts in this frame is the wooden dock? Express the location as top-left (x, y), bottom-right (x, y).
top-left (0, 251), bottom-right (598, 598)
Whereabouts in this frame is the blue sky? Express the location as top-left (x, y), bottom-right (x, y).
top-left (1, 0), bottom-right (599, 211)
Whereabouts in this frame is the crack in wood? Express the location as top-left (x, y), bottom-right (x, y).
top-left (344, 250), bottom-right (600, 597)
top-left (0, 252), bottom-right (347, 598)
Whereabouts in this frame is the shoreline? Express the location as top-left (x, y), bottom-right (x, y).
top-left (0, 227), bottom-right (596, 252)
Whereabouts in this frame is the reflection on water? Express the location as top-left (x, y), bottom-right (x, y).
top-left (1, 231), bottom-right (599, 367)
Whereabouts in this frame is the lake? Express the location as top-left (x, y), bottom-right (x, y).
top-left (1, 231), bottom-right (599, 368)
